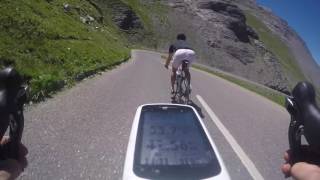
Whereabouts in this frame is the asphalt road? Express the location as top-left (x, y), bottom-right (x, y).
top-left (19, 50), bottom-right (290, 179)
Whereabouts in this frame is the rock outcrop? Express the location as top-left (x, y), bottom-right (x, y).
top-left (247, 2), bottom-right (320, 89)
top-left (91, 0), bottom-right (143, 32)
top-left (198, 1), bottom-right (259, 43)
top-left (110, 1), bottom-right (143, 31)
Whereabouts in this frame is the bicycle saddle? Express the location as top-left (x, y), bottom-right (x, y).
top-left (182, 60), bottom-right (189, 63)
top-left (291, 82), bottom-right (320, 149)
top-left (181, 60), bottom-right (189, 69)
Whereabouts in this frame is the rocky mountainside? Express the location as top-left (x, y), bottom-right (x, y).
top-left (237, 0), bottom-right (320, 88)
top-left (141, 0), bottom-right (320, 94)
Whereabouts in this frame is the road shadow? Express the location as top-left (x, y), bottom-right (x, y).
top-left (0, 143), bottom-right (28, 179)
top-left (171, 98), bottom-right (205, 118)
top-left (188, 100), bottom-right (205, 118)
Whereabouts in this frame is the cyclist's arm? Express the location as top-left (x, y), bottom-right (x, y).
top-left (165, 45), bottom-right (175, 68)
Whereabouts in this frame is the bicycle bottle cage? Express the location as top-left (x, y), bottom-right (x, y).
top-left (285, 82), bottom-right (320, 163)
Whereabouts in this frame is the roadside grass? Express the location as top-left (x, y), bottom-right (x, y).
top-left (193, 63), bottom-right (319, 106)
top-left (0, 0), bottom-right (130, 101)
top-left (159, 54), bottom-right (286, 106)
top-left (0, 0), bottom-right (167, 102)
top-left (192, 64), bottom-right (286, 106)
top-left (245, 12), bottom-right (306, 85)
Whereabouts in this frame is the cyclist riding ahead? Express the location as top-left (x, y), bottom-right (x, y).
top-left (164, 34), bottom-right (196, 96)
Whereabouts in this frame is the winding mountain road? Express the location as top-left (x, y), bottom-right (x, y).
top-left (20, 50), bottom-right (289, 180)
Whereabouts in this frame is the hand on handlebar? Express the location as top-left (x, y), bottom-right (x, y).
top-left (0, 137), bottom-right (28, 180)
top-left (282, 146), bottom-right (320, 180)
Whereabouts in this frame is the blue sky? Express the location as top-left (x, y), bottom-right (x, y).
top-left (256, 0), bottom-right (320, 65)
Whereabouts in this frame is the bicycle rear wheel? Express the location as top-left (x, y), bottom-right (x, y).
top-left (182, 78), bottom-right (190, 104)
top-left (174, 75), bottom-right (183, 103)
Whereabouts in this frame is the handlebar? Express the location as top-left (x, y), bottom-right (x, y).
top-left (0, 67), bottom-right (27, 160)
top-left (0, 67), bottom-right (24, 113)
top-left (285, 82), bottom-right (320, 163)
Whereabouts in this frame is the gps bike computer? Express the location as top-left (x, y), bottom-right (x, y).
top-left (123, 104), bottom-right (230, 180)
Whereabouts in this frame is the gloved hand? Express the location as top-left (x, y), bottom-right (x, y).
top-left (0, 137), bottom-right (28, 180)
top-left (281, 146), bottom-right (320, 180)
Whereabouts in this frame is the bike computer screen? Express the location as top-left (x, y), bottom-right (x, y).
top-left (133, 105), bottom-right (221, 179)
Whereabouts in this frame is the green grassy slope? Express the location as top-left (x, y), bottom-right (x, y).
top-left (0, 0), bottom-right (133, 101)
top-left (245, 12), bottom-right (306, 86)
top-left (192, 64), bottom-right (285, 106)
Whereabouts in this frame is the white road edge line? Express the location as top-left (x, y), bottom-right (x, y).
top-left (196, 94), bottom-right (264, 180)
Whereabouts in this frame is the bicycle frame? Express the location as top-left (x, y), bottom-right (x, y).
top-left (173, 61), bottom-right (190, 104)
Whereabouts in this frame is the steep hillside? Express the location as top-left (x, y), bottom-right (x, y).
top-left (0, 0), bottom-right (151, 100)
top-left (237, 0), bottom-right (320, 87)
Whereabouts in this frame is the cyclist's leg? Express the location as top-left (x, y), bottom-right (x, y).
top-left (171, 68), bottom-right (177, 93)
top-left (184, 67), bottom-right (191, 86)
top-left (171, 51), bottom-right (183, 93)
top-left (185, 49), bottom-right (196, 86)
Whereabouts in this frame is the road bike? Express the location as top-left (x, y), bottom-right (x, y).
top-left (173, 60), bottom-right (191, 104)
